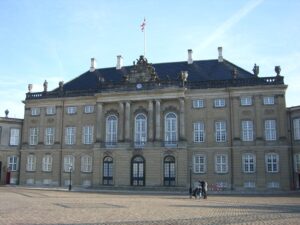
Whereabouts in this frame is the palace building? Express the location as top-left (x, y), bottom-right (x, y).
top-left (16, 47), bottom-right (300, 191)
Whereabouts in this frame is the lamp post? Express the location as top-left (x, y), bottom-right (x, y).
top-left (189, 165), bottom-right (192, 198)
top-left (68, 165), bottom-right (72, 191)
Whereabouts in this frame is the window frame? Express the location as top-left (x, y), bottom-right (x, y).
top-left (215, 121), bottom-right (227, 142)
top-left (293, 118), bottom-right (300, 140)
top-left (242, 120), bottom-right (254, 141)
top-left (46, 106), bottom-right (56, 115)
top-left (84, 105), bottom-right (94, 114)
top-left (263, 96), bottom-right (275, 105)
top-left (26, 155), bottom-right (36, 172)
top-left (214, 98), bottom-right (226, 108)
top-left (81, 155), bottom-right (92, 173)
top-left (193, 154), bottom-right (207, 173)
top-left (8, 155), bottom-right (18, 171)
top-left (164, 112), bottom-right (178, 146)
top-left (31, 107), bottom-right (40, 116)
top-left (64, 155), bottom-right (75, 172)
top-left (9, 128), bottom-right (20, 146)
top-left (265, 153), bottom-right (279, 173)
top-left (134, 113), bottom-right (147, 147)
top-left (294, 153), bottom-right (300, 173)
top-left (65, 127), bottom-right (76, 145)
top-left (29, 127), bottom-right (39, 145)
top-left (240, 96), bottom-right (252, 106)
top-left (193, 121), bottom-right (205, 143)
top-left (82, 125), bottom-right (94, 145)
top-left (264, 119), bottom-right (277, 141)
top-left (192, 99), bottom-right (204, 109)
top-left (67, 106), bottom-right (77, 115)
top-left (105, 115), bottom-right (118, 146)
top-left (215, 154), bottom-right (228, 173)
top-left (42, 155), bottom-right (53, 172)
top-left (44, 127), bottom-right (55, 145)
top-left (242, 153), bottom-right (256, 173)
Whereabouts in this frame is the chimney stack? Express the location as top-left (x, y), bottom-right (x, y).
top-left (187, 49), bottom-right (193, 64)
top-left (90, 58), bottom-right (96, 72)
top-left (116, 55), bottom-right (123, 70)
top-left (218, 47), bottom-right (223, 62)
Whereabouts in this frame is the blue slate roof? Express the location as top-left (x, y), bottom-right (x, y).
top-left (61, 59), bottom-right (254, 92)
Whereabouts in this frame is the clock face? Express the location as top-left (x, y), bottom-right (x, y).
top-left (136, 83), bottom-right (142, 89)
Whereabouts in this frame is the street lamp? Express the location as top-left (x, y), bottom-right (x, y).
top-left (68, 165), bottom-right (72, 191)
top-left (189, 165), bottom-right (192, 198)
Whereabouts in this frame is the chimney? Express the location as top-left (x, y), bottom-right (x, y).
top-left (187, 49), bottom-right (193, 64)
top-left (218, 47), bottom-right (223, 62)
top-left (90, 58), bottom-right (96, 72)
top-left (116, 55), bottom-right (123, 70)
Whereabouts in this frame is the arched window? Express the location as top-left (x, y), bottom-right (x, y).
top-left (103, 157), bottom-right (113, 185)
top-left (134, 113), bottom-right (147, 147)
top-left (164, 112), bottom-right (177, 146)
top-left (42, 155), bottom-right (53, 172)
top-left (81, 155), bottom-right (92, 172)
top-left (164, 156), bottom-right (175, 186)
top-left (131, 156), bottom-right (145, 186)
top-left (106, 115), bottom-right (118, 147)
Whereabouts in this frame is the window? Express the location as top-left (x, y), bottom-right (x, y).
top-left (8, 156), bottom-right (18, 171)
top-left (265, 153), bottom-right (279, 173)
top-left (10, 128), bottom-right (20, 146)
top-left (244, 181), bottom-right (256, 188)
top-left (64, 155), bottom-right (75, 172)
top-left (242, 120), bottom-right (254, 141)
top-left (193, 122), bottom-right (205, 143)
top-left (31, 107), bottom-right (40, 116)
top-left (164, 156), bottom-right (175, 186)
top-left (240, 96), bottom-right (252, 106)
top-left (267, 182), bottom-right (280, 189)
top-left (82, 126), bottom-right (94, 144)
top-left (165, 112), bottom-right (177, 146)
top-left (46, 106), bottom-right (56, 115)
top-left (26, 155), bottom-right (36, 171)
top-left (265, 120), bottom-right (276, 141)
top-left (81, 155), bottom-right (92, 172)
top-left (293, 118), bottom-right (300, 140)
top-left (103, 157), bottom-right (113, 185)
top-left (134, 114), bottom-right (147, 147)
top-left (214, 98), bottom-right (225, 108)
top-left (294, 154), bottom-right (300, 173)
top-left (263, 96), bottom-right (275, 105)
top-left (65, 127), bottom-right (76, 145)
top-left (29, 128), bottom-right (39, 145)
top-left (45, 127), bottom-right (55, 145)
top-left (192, 99), bottom-right (204, 108)
top-left (67, 106), bottom-right (77, 115)
top-left (242, 153), bottom-right (256, 173)
top-left (106, 115), bottom-right (117, 146)
top-left (193, 154), bottom-right (206, 173)
top-left (215, 121), bottom-right (226, 142)
top-left (131, 156), bottom-right (145, 186)
top-left (84, 105), bottom-right (94, 114)
top-left (42, 155), bottom-right (52, 172)
top-left (215, 154), bottom-right (228, 173)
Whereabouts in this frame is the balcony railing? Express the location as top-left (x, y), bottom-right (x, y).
top-left (26, 76), bottom-right (284, 100)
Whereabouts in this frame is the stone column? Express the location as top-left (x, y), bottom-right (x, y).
top-left (148, 100), bottom-right (154, 141)
top-left (179, 98), bottom-right (185, 140)
top-left (118, 102), bottom-right (124, 142)
top-left (155, 100), bottom-right (161, 141)
top-left (96, 103), bottom-right (103, 143)
top-left (125, 101), bottom-right (131, 141)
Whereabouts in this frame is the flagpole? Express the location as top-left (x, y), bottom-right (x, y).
top-left (144, 25), bottom-right (146, 57)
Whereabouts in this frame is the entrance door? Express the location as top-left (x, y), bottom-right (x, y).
top-left (131, 156), bottom-right (145, 186)
top-left (164, 156), bottom-right (175, 186)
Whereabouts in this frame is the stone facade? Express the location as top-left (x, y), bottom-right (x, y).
top-left (15, 51), bottom-right (299, 191)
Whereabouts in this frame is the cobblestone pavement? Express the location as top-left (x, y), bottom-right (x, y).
top-left (0, 187), bottom-right (300, 225)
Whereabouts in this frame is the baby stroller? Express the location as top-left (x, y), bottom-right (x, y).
top-left (192, 183), bottom-right (202, 199)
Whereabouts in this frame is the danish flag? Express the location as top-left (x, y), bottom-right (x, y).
top-left (141, 18), bottom-right (146, 32)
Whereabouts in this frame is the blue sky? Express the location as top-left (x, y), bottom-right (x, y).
top-left (0, 0), bottom-right (299, 118)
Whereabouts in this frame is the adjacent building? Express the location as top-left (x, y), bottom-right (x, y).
top-left (14, 47), bottom-right (299, 191)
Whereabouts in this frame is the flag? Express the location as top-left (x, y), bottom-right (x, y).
top-left (140, 18), bottom-right (146, 32)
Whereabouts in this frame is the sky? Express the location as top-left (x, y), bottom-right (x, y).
top-left (0, 0), bottom-right (300, 118)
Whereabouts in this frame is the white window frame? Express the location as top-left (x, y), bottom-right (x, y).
top-left (8, 156), bottom-right (18, 171)
top-left (242, 120), bottom-right (254, 141)
top-left (265, 120), bottom-right (276, 141)
top-left (215, 121), bottom-right (226, 142)
top-left (215, 154), bottom-right (228, 173)
top-left (263, 96), bottom-right (275, 105)
top-left (106, 115), bottom-right (118, 146)
top-left (81, 155), bottom-right (92, 172)
top-left (265, 153), bottom-right (279, 173)
top-left (64, 155), bottom-right (75, 172)
top-left (192, 99), bottom-right (204, 108)
top-left (42, 155), bottom-right (53, 172)
top-left (267, 182), bottom-right (280, 189)
top-left (31, 107), bottom-right (40, 116)
top-left (164, 112), bottom-right (178, 146)
top-left (193, 154), bottom-right (207, 173)
top-left (134, 113), bottom-right (147, 147)
top-left (84, 105), bottom-right (94, 114)
top-left (294, 153), bottom-right (300, 173)
top-left (45, 127), bottom-right (55, 145)
top-left (10, 128), bottom-right (20, 146)
top-left (65, 127), bottom-right (76, 145)
top-left (240, 96), bottom-right (252, 106)
top-left (193, 122), bottom-right (205, 143)
top-left (29, 128), bottom-right (39, 145)
top-left (244, 181), bottom-right (256, 188)
top-left (82, 126), bottom-right (94, 144)
top-left (46, 106), bottom-right (56, 115)
top-left (26, 155), bottom-right (36, 171)
top-left (293, 118), bottom-right (300, 140)
top-left (67, 106), bottom-right (77, 115)
top-left (242, 153), bottom-right (256, 173)
top-left (214, 98), bottom-right (226, 108)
